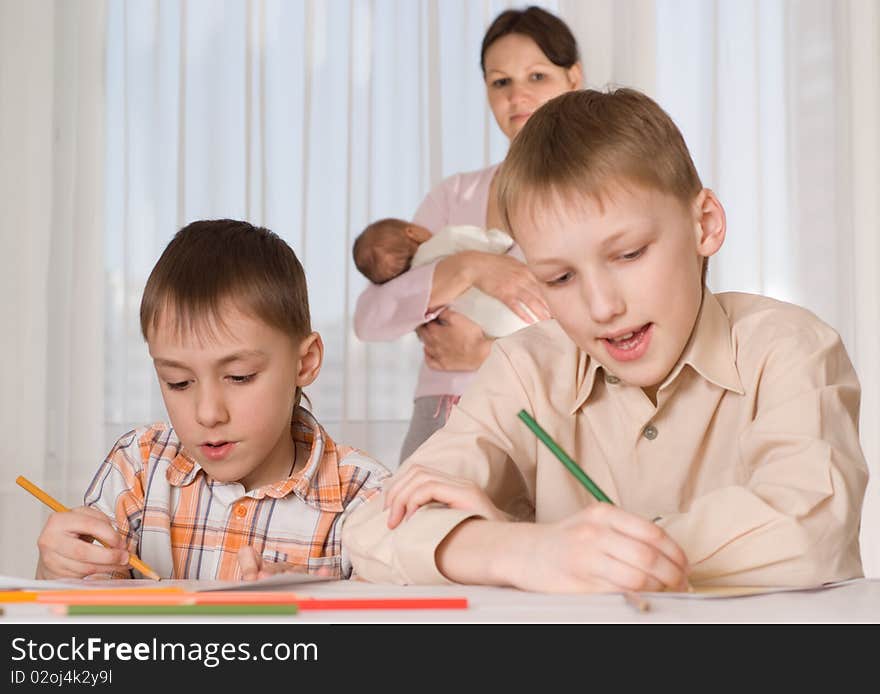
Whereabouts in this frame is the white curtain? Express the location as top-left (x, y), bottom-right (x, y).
top-left (0, 0), bottom-right (106, 577)
top-left (651, 0), bottom-right (880, 578)
top-left (0, 0), bottom-right (877, 579)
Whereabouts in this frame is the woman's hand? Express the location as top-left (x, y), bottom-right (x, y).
top-left (470, 253), bottom-right (551, 324)
top-left (382, 464), bottom-right (508, 529)
top-left (36, 507), bottom-right (130, 580)
top-left (429, 252), bottom-right (551, 325)
top-left (416, 310), bottom-right (493, 371)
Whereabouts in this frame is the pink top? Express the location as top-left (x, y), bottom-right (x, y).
top-left (353, 163), bottom-right (501, 399)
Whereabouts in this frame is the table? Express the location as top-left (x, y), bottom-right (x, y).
top-left (3, 578), bottom-right (879, 623)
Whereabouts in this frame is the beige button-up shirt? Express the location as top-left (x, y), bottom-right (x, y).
top-left (344, 290), bottom-right (868, 587)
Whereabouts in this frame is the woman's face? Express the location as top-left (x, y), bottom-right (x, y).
top-left (484, 33), bottom-right (582, 142)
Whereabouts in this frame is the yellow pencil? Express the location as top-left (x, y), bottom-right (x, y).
top-left (0, 591), bottom-right (39, 602)
top-left (15, 475), bottom-right (161, 581)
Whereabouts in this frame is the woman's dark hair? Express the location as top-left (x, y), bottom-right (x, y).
top-left (480, 6), bottom-right (579, 75)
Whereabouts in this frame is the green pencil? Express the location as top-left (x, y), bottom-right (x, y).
top-left (65, 604), bottom-right (298, 616)
top-left (517, 409), bottom-right (613, 504)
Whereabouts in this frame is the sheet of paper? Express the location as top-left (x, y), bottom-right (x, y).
top-left (195, 572), bottom-right (332, 592)
top-left (643, 578), bottom-right (864, 600)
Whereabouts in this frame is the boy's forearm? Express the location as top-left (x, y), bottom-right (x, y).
top-left (435, 518), bottom-right (535, 587)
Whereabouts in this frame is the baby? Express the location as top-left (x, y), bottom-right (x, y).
top-left (352, 218), bottom-right (531, 337)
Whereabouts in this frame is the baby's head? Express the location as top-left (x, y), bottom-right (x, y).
top-left (139, 220), bottom-right (323, 489)
top-left (353, 218), bottom-right (432, 284)
top-left (497, 88), bottom-right (726, 397)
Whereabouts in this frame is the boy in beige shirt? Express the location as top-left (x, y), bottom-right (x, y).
top-left (343, 88), bottom-right (868, 592)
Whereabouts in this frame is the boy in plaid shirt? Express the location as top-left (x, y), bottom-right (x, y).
top-left (36, 219), bottom-right (389, 581)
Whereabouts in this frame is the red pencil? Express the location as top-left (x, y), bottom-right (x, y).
top-left (294, 597), bottom-right (468, 611)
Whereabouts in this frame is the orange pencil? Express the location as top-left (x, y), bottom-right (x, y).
top-left (0, 591), bottom-right (39, 603)
top-left (35, 588), bottom-right (185, 604)
top-left (37, 591), bottom-right (295, 606)
top-left (15, 475), bottom-right (162, 581)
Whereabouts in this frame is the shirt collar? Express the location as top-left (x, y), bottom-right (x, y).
top-left (664, 287), bottom-right (744, 395)
top-left (569, 287), bottom-right (743, 414)
top-left (165, 407), bottom-right (346, 513)
top-left (167, 449), bottom-right (199, 487)
top-left (569, 348), bottom-right (603, 415)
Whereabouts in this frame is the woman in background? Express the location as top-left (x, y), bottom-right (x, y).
top-left (354, 6), bottom-right (583, 463)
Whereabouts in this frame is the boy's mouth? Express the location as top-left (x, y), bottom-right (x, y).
top-left (199, 441), bottom-right (237, 461)
top-left (602, 323), bottom-right (653, 362)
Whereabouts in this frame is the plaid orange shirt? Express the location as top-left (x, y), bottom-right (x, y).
top-left (84, 407), bottom-right (389, 580)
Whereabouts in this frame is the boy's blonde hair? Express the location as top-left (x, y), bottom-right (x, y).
top-left (497, 87), bottom-right (703, 232)
top-left (140, 219), bottom-right (312, 406)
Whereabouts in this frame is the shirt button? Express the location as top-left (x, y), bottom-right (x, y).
top-left (235, 504), bottom-right (248, 517)
top-left (643, 424), bottom-right (658, 440)
top-left (605, 374), bottom-right (620, 384)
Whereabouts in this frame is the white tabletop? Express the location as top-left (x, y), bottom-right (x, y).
top-left (3, 578), bottom-right (879, 623)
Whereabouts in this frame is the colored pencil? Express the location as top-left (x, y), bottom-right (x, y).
top-left (1, 588), bottom-right (181, 604)
top-left (516, 410), bottom-right (613, 503)
top-left (36, 592), bottom-right (468, 610)
top-left (15, 475), bottom-right (162, 581)
top-left (191, 593), bottom-right (459, 608)
top-left (294, 597), bottom-right (468, 610)
top-left (36, 589), bottom-right (187, 605)
top-left (0, 591), bottom-right (39, 603)
top-left (37, 592), bottom-right (292, 606)
top-left (63, 604), bottom-right (299, 616)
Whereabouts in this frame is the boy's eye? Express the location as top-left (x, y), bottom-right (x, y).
top-left (620, 247), bottom-right (646, 261)
top-left (530, 72), bottom-right (546, 81)
top-left (491, 77), bottom-right (510, 88)
top-left (166, 380), bottom-right (190, 391)
top-left (546, 272), bottom-right (573, 287)
top-left (228, 373), bottom-right (257, 384)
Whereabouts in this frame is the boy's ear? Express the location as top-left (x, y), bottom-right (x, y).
top-left (693, 188), bottom-right (726, 258)
top-left (295, 332), bottom-right (323, 387)
top-left (567, 62), bottom-right (584, 90)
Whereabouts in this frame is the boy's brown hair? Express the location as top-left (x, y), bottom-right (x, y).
top-left (496, 87), bottom-right (707, 281)
top-left (140, 219), bottom-right (312, 405)
top-left (352, 218), bottom-right (418, 284)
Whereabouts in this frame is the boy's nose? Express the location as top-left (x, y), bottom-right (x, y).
top-left (195, 385), bottom-right (230, 428)
top-left (584, 277), bottom-right (625, 325)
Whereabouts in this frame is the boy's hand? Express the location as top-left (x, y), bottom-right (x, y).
top-left (237, 547), bottom-right (335, 581)
top-left (382, 464), bottom-right (508, 529)
top-left (237, 547), bottom-right (285, 581)
top-left (36, 507), bottom-right (130, 580)
top-left (509, 504), bottom-right (690, 593)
